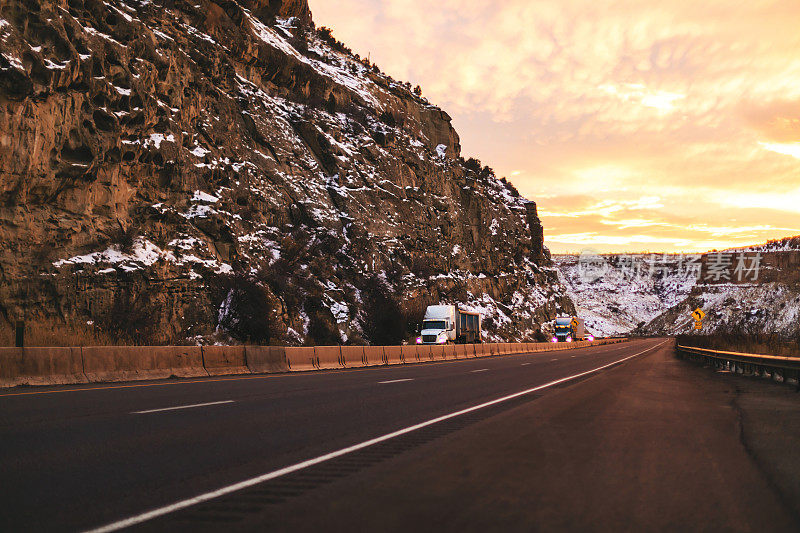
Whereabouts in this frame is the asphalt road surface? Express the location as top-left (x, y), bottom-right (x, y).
top-left (1, 338), bottom-right (798, 532)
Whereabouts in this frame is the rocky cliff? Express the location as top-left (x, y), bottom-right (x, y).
top-left (0, 0), bottom-right (573, 345)
top-left (640, 246), bottom-right (800, 338)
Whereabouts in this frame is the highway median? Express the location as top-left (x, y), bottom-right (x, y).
top-left (0, 338), bottom-right (627, 388)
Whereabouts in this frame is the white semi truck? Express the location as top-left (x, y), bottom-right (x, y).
top-left (552, 316), bottom-right (591, 342)
top-left (417, 305), bottom-right (482, 344)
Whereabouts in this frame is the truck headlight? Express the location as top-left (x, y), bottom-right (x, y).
top-left (566, 336), bottom-right (572, 342)
top-left (416, 337), bottom-right (423, 344)
top-left (551, 337), bottom-right (558, 343)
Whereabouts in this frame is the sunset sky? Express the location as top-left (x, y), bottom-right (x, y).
top-left (307, 0), bottom-right (800, 253)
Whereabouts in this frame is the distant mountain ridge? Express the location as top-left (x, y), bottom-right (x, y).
top-left (555, 237), bottom-right (800, 338)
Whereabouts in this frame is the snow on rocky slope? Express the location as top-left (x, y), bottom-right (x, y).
top-left (0, 0), bottom-right (573, 345)
top-left (555, 237), bottom-right (800, 339)
top-left (554, 253), bottom-right (695, 337)
top-left (643, 241), bottom-right (800, 338)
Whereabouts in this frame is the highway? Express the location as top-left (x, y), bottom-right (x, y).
top-left (1, 338), bottom-right (798, 532)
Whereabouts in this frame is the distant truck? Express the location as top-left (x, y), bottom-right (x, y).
top-left (418, 305), bottom-right (482, 344)
top-left (552, 316), bottom-right (591, 342)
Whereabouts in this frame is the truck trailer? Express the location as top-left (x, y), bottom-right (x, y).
top-left (418, 305), bottom-right (482, 344)
top-left (553, 316), bottom-right (590, 342)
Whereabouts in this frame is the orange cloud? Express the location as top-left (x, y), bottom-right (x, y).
top-left (308, 0), bottom-right (800, 252)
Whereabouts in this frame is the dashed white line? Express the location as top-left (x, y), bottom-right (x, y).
top-left (521, 363), bottom-right (531, 366)
top-left (88, 340), bottom-right (667, 533)
top-left (470, 369), bottom-right (489, 373)
top-left (550, 358), bottom-right (558, 361)
top-left (132, 400), bottom-right (234, 415)
top-left (378, 379), bottom-right (414, 384)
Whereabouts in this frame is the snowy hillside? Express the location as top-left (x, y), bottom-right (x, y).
top-left (555, 241), bottom-right (800, 339)
top-left (643, 283), bottom-right (800, 337)
top-left (554, 254), bottom-right (695, 336)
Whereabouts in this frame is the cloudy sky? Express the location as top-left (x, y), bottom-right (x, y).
top-left (307, 0), bottom-right (800, 253)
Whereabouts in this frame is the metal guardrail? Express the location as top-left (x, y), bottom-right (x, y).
top-left (675, 343), bottom-right (800, 389)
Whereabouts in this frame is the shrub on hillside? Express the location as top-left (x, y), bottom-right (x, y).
top-left (316, 26), bottom-right (351, 55)
top-left (464, 157), bottom-right (482, 173)
top-left (214, 273), bottom-right (282, 344)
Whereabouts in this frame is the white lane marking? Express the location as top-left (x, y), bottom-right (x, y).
top-left (521, 363), bottom-right (531, 366)
top-left (550, 358), bottom-right (558, 361)
top-left (571, 356), bottom-right (576, 358)
top-left (87, 340), bottom-right (667, 533)
top-left (470, 369), bottom-right (489, 373)
top-left (378, 379), bottom-right (414, 384)
top-left (132, 400), bottom-right (234, 415)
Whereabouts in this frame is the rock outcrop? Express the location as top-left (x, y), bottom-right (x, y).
top-left (248, 0), bottom-right (313, 25)
top-left (640, 248), bottom-right (800, 338)
top-left (0, 0), bottom-right (573, 345)
top-left (555, 239), bottom-right (800, 339)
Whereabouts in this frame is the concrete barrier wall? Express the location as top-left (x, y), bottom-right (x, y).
top-left (384, 346), bottom-right (403, 365)
top-left (0, 347), bottom-right (87, 387)
top-left (363, 346), bottom-right (387, 366)
top-left (416, 344), bottom-right (433, 361)
top-left (0, 338), bottom-right (628, 388)
top-left (314, 346), bottom-right (343, 370)
top-left (429, 345), bottom-right (446, 360)
top-left (83, 345), bottom-right (207, 382)
top-left (340, 346), bottom-right (365, 368)
top-left (246, 346), bottom-right (288, 374)
top-left (284, 347), bottom-right (317, 371)
top-left (443, 345), bottom-right (457, 360)
top-left (401, 345), bottom-right (419, 364)
top-left (202, 346), bottom-right (249, 376)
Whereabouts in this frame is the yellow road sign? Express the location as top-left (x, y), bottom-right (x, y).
top-left (691, 308), bottom-right (705, 321)
top-left (570, 318), bottom-right (579, 329)
top-left (694, 320), bottom-right (703, 330)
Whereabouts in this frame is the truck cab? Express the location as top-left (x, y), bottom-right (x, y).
top-left (417, 304), bottom-right (482, 344)
top-left (554, 316), bottom-right (573, 342)
top-left (553, 316), bottom-right (589, 342)
top-left (419, 305), bottom-right (457, 344)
